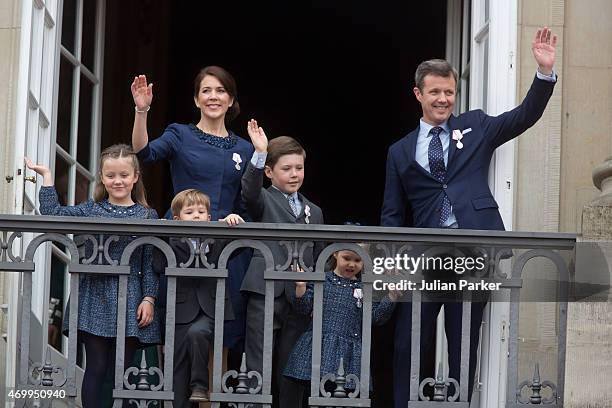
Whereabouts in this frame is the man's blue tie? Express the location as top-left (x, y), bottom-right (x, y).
top-left (428, 126), bottom-right (451, 226)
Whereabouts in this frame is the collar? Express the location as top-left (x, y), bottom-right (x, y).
top-left (419, 118), bottom-right (450, 137)
top-left (271, 185), bottom-right (299, 201)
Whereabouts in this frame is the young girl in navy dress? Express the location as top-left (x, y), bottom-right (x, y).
top-left (26, 144), bottom-right (160, 408)
top-left (283, 250), bottom-right (401, 395)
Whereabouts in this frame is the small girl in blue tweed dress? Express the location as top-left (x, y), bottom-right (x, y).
top-left (26, 144), bottom-right (160, 408)
top-left (283, 250), bottom-right (401, 394)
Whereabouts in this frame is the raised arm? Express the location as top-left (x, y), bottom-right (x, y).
top-left (131, 75), bottom-right (154, 152)
top-left (25, 158), bottom-right (92, 216)
top-left (532, 26), bottom-right (556, 76)
top-left (247, 119), bottom-right (268, 154)
top-left (25, 157), bottom-right (53, 186)
top-left (241, 119), bottom-right (268, 219)
top-left (484, 26), bottom-right (557, 148)
top-left (287, 282), bottom-right (314, 315)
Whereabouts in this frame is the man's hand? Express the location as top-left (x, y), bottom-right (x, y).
top-left (532, 26), bottom-right (557, 76)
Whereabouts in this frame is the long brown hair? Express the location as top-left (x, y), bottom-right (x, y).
top-left (193, 66), bottom-right (240, 122)
top-left (93, 144), bottom-right (149, 207)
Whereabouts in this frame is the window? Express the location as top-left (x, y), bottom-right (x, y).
top-left (55, 0), bottom-right (105, 206)
top-left (49, 0), bottom-right (106, 355)
top-left (469, 0), bottom-right (489, 112)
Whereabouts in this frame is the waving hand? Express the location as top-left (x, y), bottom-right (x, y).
top-left (532, 27), bottom-right (557, 75)
top-left (131, 75), bottom-right (153, 110)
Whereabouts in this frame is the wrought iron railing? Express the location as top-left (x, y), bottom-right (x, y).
top-left (0, 215), bottom-right (576, 407)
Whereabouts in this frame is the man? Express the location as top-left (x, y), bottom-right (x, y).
top-left (381, 27), bottom-right (557, 407)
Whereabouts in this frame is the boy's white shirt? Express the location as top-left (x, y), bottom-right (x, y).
top-left (190, 238), bottom-right (209, 254)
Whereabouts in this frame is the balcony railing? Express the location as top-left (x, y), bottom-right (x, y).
top-left (0, 215), bottom-right (577, 407)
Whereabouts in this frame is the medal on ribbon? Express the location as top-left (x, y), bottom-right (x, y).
top-left (232, 152), bottom-right (242, 170)
top-left (452, 129), bottom-right (464, 149)
top-left (353, 288), bottom-right (363, 308)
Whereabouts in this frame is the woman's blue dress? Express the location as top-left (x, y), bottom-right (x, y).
top-left (137, 123), bottom-right (254, 347)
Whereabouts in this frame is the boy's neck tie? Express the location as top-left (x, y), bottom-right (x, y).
top-left (288, 195), bottom-right (299, 217)
top-left (427, 126), bottom-right (451, 226)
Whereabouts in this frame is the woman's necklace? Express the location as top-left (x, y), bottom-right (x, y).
top-left (189, 124), bottom-right (237, 149)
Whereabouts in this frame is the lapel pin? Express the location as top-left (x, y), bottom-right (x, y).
top-left (232, 153), bottom-right (242, 170)
top-left (452, 129), bottom-right (464, 149)
top-left (353, 288), bottom-right (363, 308)
top-left (304, 204), bottom-right (311, 224)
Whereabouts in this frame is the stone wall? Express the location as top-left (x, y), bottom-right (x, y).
top-left (566, 158), bottom-right (612, 406)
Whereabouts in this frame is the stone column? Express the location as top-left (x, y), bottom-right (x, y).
top-left (565, 157), bottom-right (612, 406)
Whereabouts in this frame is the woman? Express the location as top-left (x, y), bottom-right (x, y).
top-left (131, 66), bottom-right (254, 403)
top-left (131, 66), bottom-right (253, 220)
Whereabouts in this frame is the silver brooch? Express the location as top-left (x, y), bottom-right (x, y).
top-left (232, 152), bottom-right (242, 170)
top-left (353, 288), bottom-right (363, 308)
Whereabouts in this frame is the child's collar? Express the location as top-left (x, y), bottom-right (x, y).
top-left (271, 185), bottom-right (298, 199)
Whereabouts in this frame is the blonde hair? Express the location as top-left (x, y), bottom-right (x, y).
top-left (171, 189), bottom-right (211, 217)
top-left (93, 144), bottom-right (148, 206)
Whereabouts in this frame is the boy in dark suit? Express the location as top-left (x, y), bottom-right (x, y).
top-left (155, 189), bottom-right (242, 406)
top-left (241, 120), bottom-right (324, 407)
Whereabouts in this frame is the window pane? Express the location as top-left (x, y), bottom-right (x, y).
top-left (463, 77), bottom-right (470, 111)
top-left (77, 75), bottom-right (94, 169)
top-left (40, 24), bottom-right (52, 108)
top-left (49, 255), bottom-right (67, 353)
top-left (82, 0), bottom-right (97, 69)
top-left (54, 155), bottom-right (70, 205)
top-left (466, 0), bottom-right (472, 62)
top-left (76, 169), bottom-right (91, 204)
top-left (57, 57), bottom-right (74, 153)
top-left (483, 37), bottom-right (489, 112)
top-left (61, 0), bottom-right (77, 54)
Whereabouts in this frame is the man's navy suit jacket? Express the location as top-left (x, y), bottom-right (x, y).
top-left (381, 75), bottom-right (555, 230)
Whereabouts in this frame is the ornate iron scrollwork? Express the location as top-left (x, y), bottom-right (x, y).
top-left (319, 357), bottom-right (361, 399)
top-left (517, 362), bottom-right (557, 404)
top-left (29, 348), bottom-right (67, 387)
top-left (1, 231), bottom-right (22, 262)
top-left (418, 363), bottom-right (459, 402)
top-left (221, 353), bottom-right (263, 395)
